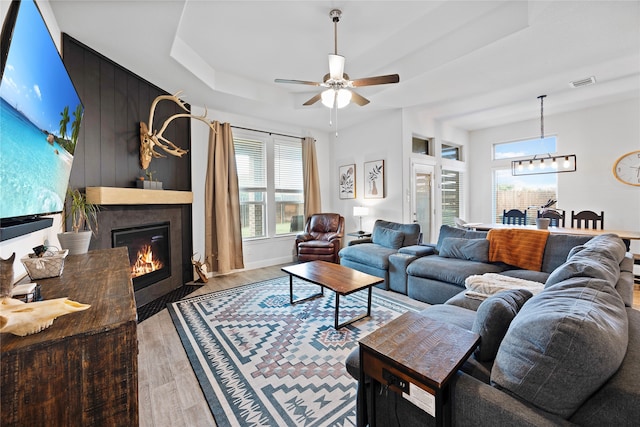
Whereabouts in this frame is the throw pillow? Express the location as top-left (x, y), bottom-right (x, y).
top-left (372, 227), bottom-right (404, 249)
top-left (439, 237), bottom-right (490, 263)
top-left (472, 289), bottom-right (533, 362)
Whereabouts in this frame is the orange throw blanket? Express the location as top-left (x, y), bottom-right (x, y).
top-left (487, 228), bottom-right (550, 271)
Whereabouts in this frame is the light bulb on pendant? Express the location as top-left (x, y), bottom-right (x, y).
top-left (517, 161), bottom-right (523, 171)
top-left (552, 157), bottom-right (558, 169)
top-left (540, 158), bottom-right (546, 169)
top-left (528, 160), bottom-right (534, 170)
top-left (563, 156), bottom-right (570, 168)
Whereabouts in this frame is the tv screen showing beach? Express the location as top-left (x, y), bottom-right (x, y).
top-left (0, 0), bottom-right (83, 220)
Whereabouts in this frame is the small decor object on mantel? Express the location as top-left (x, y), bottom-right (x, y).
top-left (136, 170), bottom-right (163, 190)
top-left (0, 296), bottom-right (90, 336)
top-left (364, 159), bottom-right (385, 199)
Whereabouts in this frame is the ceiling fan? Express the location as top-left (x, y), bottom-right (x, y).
top-left (275, 9), bottom-right (400, 109)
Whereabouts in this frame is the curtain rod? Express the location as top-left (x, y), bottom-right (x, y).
top-left (230, 125), bottom-right (304, 141)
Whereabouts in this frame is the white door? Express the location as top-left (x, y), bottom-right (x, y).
top-left (411, 162), bottom-right (435, 244)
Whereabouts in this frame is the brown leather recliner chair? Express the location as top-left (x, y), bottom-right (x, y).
top-left (295, 213), bottom-right (345, 263)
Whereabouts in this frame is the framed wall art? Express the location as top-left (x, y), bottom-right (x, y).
top-left (364, 160), bottom-right (385, 199)
top-left (338, 164), bottom-right (356, 199)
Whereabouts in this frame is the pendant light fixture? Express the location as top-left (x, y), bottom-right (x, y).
top-left (511, 95), bottom-right (577, 176)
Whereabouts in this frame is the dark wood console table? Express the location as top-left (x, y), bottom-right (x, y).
top-left (359, 312), bottom-right (479, 426)
top-left (1, 247), bottom-right (138, 426)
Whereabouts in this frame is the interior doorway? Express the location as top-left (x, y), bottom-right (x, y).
top-left (411, 161), bottom-right (435, 244)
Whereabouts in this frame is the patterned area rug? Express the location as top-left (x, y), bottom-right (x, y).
top-left (167, 275), bottom-right (423, 427)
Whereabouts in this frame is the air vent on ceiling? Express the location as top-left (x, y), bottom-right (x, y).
top-left (569, 76), bottom-right (596, 88)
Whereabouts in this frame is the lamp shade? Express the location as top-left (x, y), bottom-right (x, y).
top-left (353, 206), bottom-right (369, 217)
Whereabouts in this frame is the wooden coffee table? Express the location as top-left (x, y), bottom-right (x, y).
top-left (281, 261), bottom-right (383, 329)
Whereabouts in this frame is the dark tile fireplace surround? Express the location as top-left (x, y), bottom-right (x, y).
top-left (92, 205), bottom-right (190, 307)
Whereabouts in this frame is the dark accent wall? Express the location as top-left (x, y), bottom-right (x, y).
top-left (62, 34), bottom-right (193, 289)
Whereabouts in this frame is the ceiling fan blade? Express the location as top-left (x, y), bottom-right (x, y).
top-left (328, 54), bottom-right (345, 80)
top-left (302, 93), bottom-right (322, 106)
top-left (351, 74), bottom-right (400, 87)
top-left (275, 78), bottom-right (322, 86)
top-left (350, 90), bottom-right (370, 106)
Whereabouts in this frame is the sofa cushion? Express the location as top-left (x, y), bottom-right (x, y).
top-left (569, 307), bottom-right (640, 426)
top-left (499, 269), bottom-right (550, 283)
top-left (398, 245), bottom-right (436, 257)
top-left (545, 234), bottom-right (626, 288)
top-left (417, 304), bottom-right (476, 331)
top-left (472, 289), bottom-right (533, 362)
top-left (372, 227), bottom-right (404, 249)
top-left (540, 234), bottom-right (593, 273)
top-left (373, 219), bottom-right (421, 247)
top-left (444, 292), bottom-right (484, 311)
top-left (491, 276), bottom-right (628, 418)
top-left (435, 225), bottom-right (487, 252)
top-left (407, 256), bottom-right (507, 287)
top-left (439, 237), bottom-right (489, 263)
top-left (338, 244), bottom-right (398, 270)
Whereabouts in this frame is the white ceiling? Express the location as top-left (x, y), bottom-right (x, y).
top-left (49, 0), bottom-right (640, 133)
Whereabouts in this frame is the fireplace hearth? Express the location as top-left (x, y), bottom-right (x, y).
top-left (112, 222), bottom-right (171, 292)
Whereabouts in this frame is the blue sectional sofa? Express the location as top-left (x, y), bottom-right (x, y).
top-left (401, 225), bottom-right (595, 304)
top-left (346, 233), bottom-right (639, 426)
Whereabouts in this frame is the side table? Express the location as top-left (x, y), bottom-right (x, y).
top-left (347, 231), bottom-right (372, 239)
top-left (359, 311), bottom-right (479, 427)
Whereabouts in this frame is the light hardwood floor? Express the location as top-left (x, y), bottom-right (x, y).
top-left (137, 268), bottom-right (640, 427)
top-left (137, 264), bottom-right (289, 427)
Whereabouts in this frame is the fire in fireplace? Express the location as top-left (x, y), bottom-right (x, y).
top-left (112, 222), bottom-right (171, 291)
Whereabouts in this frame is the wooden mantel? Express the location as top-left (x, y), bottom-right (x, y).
top-left (86, 187), bottom-right (193, 205)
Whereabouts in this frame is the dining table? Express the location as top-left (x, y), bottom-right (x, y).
top-left (467, 223), bottom-right (640, 241)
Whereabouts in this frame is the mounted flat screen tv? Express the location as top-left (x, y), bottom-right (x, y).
top-left (0, 0), bottom-right (83, 240)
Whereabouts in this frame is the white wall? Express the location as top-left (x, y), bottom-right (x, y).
top-left (190, 107), bottom-right (332, 272)
top-left (0, 0), bottom-right (65, 283)
top-left (329, 109), bottom-right (404, 236)
top-left (468, 97), bottom-right (640, 253)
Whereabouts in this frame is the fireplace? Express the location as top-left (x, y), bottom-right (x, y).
top-left (112, 222), bottom-right (171, 292)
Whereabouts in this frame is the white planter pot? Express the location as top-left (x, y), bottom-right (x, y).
top-left (536, 218), bottom-right (551, 230)
top-left (58, 231), bottom-right (92, 255)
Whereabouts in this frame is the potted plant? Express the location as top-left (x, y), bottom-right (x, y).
top-left (57, 188), bottom-right (100, 255)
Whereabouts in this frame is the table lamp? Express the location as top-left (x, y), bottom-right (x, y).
top-left (353, 206), bottom-right (369, 234)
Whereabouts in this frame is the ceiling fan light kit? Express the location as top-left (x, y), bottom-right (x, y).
top-left (275, 8), bottom-right (400, 117)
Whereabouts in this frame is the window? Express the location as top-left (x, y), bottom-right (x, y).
top-left (234, 133), bottom-right (303, 239)
top-left (442, 142), bottom-right (462, 160)
top-left (492, 137), bottom-right (558, 224)
top-left (274, 141), bottom-right (304, 235)
top-left (235, 138), bottom-right (266, 238)
top-left (412, 136), bottom-right (433, 155)
top-left (441, 168), bottom-right (463, 226)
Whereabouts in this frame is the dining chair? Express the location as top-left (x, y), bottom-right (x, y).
top-left (571, 210), bottom-right (604, 229)
top-left (537, 209), bottom-right (566, 227)
top-left (502, 209), bottom-right (527, 225)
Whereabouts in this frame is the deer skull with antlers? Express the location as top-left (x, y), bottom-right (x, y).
top-left (139, 91), bottom-right (216, 170)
